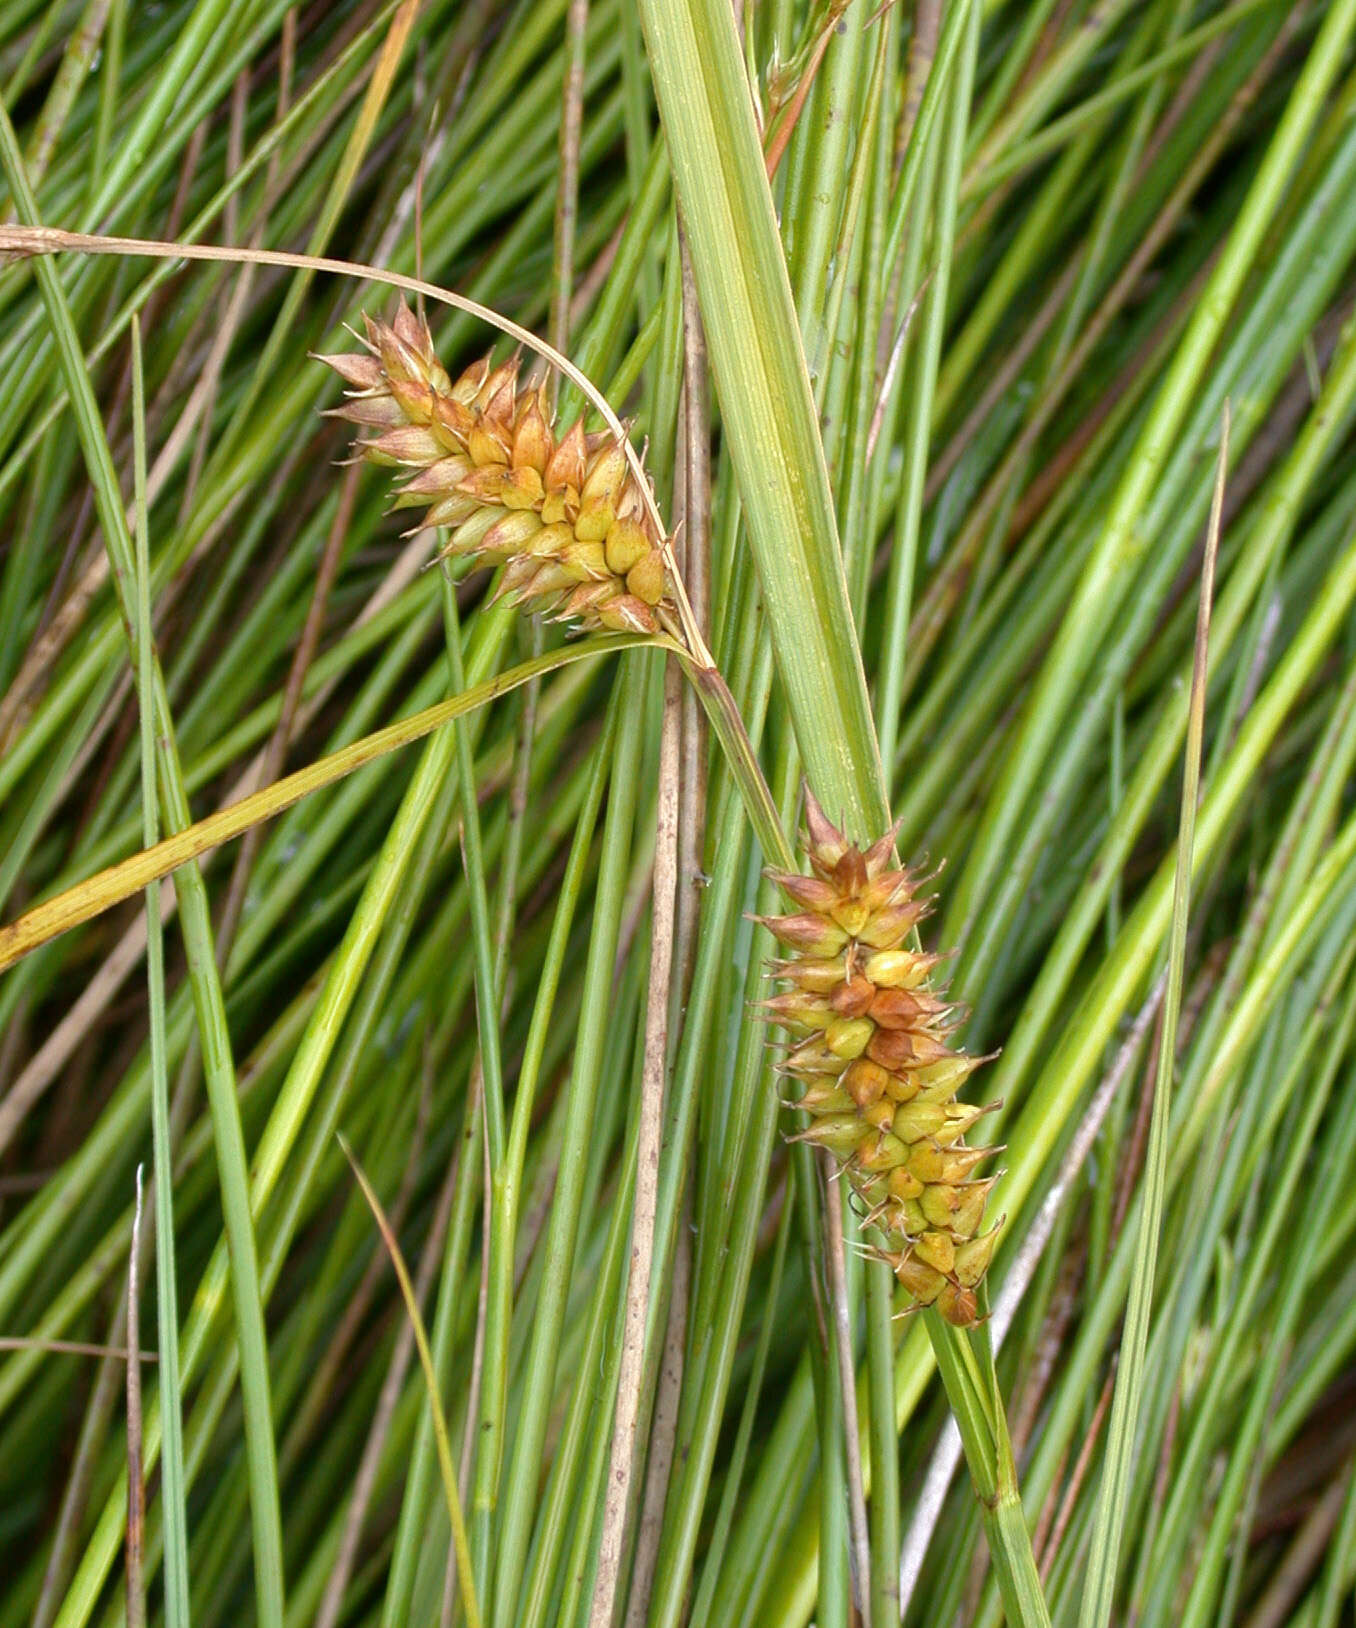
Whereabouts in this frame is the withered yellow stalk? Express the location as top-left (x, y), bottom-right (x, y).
top-left (761, 792), bottom-right (1000, 1326)
top-left (317, 303), bottom-right (679, 637)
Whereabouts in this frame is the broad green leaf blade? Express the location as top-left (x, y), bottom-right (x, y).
top-left (635, 0), bottom-right (887, 836)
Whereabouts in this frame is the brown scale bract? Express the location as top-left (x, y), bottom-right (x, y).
top-left (317, 304), bottom-right (677, 636)
top-left (759, 791), bottom-right (1001, 1326)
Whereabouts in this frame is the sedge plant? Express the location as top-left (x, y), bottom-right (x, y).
top-left (2, 4), bottom-right (1356, 1628)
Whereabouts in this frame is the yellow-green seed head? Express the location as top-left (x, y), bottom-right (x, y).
top-left (317, 304), bottom-right (678, 637)
top-left (762, 789), bottom-right (1000, 1325)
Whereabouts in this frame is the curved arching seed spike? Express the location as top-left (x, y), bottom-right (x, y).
top-left (316, 302), bottom-right (679, 638)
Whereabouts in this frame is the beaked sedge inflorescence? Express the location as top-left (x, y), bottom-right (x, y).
top-left (316, 303), bottom-right (678, 637)
top-left (759, 791), bottom-right (1001, 1326)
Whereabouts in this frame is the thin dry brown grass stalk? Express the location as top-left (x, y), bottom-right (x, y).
top-left (1038, 1370), bottom-right (1116, 1583)
top-left (32, 1319), bottom-right (130, 1628)
top-left (622, 1184), bottom-right (692, 1628)
top-left (1111, 1007), bottom-right (1164, 1249)
top-left (30, 1100), bottom-right (173, 1625)
top-left (0, 1336), bottom-right (157, 1361)
top-left (1007, 1248), bottom-right (1085, 1466)
top-left (0, 1005), bottom-right (29, 1120)
top-left (0, 533), bottom-right (104, 750)
top-left (178, 70), bottom-right (248, 515)
top-left (589, 659), bottom-right (681, 1628)
top-left (1220, 299), bottom-right (1352, 537)
top-left (1142, 1379), bottom-right (1182, 1579)
top-left (315, 1077), bottom-right (447, 1628)
top-left (621, 240), bottom-right (710, 1628)
top-left (568, 216), bottom-right (625, 333)
top-left (900, 0), bottom-right (943, 154)
top-left (865, 272), bottom-right (930, 465)
top-left (1029, 1439), bottom-right (1069, 1570)
top-left (0, 884), bottom-right (176, 1158)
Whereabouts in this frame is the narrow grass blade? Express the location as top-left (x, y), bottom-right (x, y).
top-left (0, 93), bottom-right (286, 1628)
top-left (1079, 407), bottom-right (1230, 1628)
top-left (124, 1167), bottom-right (146, 1628)
top-left (131, 317), bottom-right (190, 1628)
top-left (338, 1135), bottom-right (482, 1628)
top-left (634, 0), bottom-right (885, 829)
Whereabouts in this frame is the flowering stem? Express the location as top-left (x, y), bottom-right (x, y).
top-left (680, 656), bottom-right (794, 871)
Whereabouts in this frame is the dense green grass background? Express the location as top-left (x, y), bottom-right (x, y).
top-left (2, 0), bottom-right (1356, 1624)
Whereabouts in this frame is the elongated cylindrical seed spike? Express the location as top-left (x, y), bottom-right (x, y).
top-left (758, 789), bottom-right (1001, 1325)
top-left (318, 319), bottom-right (679, 634)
